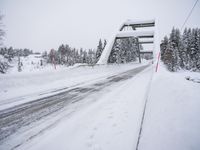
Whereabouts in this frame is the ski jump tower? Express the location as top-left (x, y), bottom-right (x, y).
top-left (97, 19), bottom-right (155, 64)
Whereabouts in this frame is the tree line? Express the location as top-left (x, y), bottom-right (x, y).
top-left (0, 47), bottom-right (33, 61)
top-left (0, 39), bottom-right (106, 73)
top-left (160, 27), bottom-right (200, 72)
top-left (46, 37), bottom-right (140, 66)
top-left (0, 47), bottom-right (33, 73)
top-left (44, 39), bottom-right (106, 66)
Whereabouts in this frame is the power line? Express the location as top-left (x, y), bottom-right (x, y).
top-left (181, 0), bottom-right (199, 31)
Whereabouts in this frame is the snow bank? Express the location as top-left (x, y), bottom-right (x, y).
top-left (140, 64), bottom-right (200, 150)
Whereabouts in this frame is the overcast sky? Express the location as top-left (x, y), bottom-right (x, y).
top-left (0, 0), bottom-right (200, 52)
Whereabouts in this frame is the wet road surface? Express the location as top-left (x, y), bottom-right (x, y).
top-left (0, 65), bottom-right (149, 145)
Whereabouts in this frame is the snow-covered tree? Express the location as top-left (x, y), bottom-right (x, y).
top-left (108, 39), bottom-right (121, 63)
top-left (164, 41), bottom-right (177, 71)
top-left (96, 39), bottom-right (103, 62)
top-left (190, 28), bottom-right (199, 70)
top-left (161, 27), bottom-right (200, 72)
top-left (108, 37), bottom-right (138, 64)
top-left (160, 36), bottom-right (169, 63)
top-left (103, 39), bottom-right (107, 50)
top-left (0, 55), bottom-right (9, 73)
top-left (196, 29), bottom-right (200, 70)
top-left (180, 28), bottom-right (189, 68)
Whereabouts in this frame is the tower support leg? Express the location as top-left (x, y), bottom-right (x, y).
top-left (136, 38), bottom-right (141, 63)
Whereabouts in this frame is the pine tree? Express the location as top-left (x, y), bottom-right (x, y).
top-left (103, 39), bottom-right (107, 49)
top-left (96, 39), bottom-right (103, 62)
top-left (190, 28), bottom-right (199, 70)
top-left (186, 28), bottom-right (193, 69)
top-left (58, 44), bottom-right (65, 64)
top-left (164, 41), bottom-right (175, 71)
top-left (196, 29), bottom-right (200, 70)
top-left (83, 51), bottom-right (87, 63)
top-left (87, 49), bottom-right (96, 65)
top-left (169, 27), bottom-right (180, 70)
top-left (180, 28), bottom-right (189, 69)
top-left (120, 38), bottom-right (128, 63)
top-left (161, 27), bottom-right (200, 71)
top-left (160, 36), bottom-right (169, 62)
top-left (108, 37), bottom-right (138, 64)
top-left (125, 38), bottom-right (133, 62)
top-left (108, 39), bottom-right (121, 63)
top-left (131, 38), bottom-right (138, 61)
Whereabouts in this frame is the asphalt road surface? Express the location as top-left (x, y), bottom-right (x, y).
top-left (0, 65), bottom-right (149, 147)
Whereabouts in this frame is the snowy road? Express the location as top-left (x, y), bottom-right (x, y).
top-left (0, 64), bottom-right (151, 150)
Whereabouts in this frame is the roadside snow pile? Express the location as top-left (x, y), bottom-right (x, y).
top-left (140, 64), bottom-right (200, 150)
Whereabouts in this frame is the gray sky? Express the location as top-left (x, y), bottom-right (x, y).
top-left (0, 0), bottom-right (200, 52)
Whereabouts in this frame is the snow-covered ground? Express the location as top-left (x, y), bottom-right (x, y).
top-left (0, 61), bottom-right (152, 150)
top-left (140, 64), bottom-right (200, 150)
top-left (0, 60), bottom-right (149, 110)
top-left (7, 54), bottom-right (46, 74)
top-left (9, 64), bottom-right (153, 150)
top-left (1, 60), bottom-right (199, 150)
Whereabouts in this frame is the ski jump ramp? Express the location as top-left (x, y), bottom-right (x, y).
top-left (97, 19), bottom-right (156, 65)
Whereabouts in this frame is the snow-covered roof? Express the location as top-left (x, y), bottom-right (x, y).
top-left (116, 31), bottom-right (154, 38)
